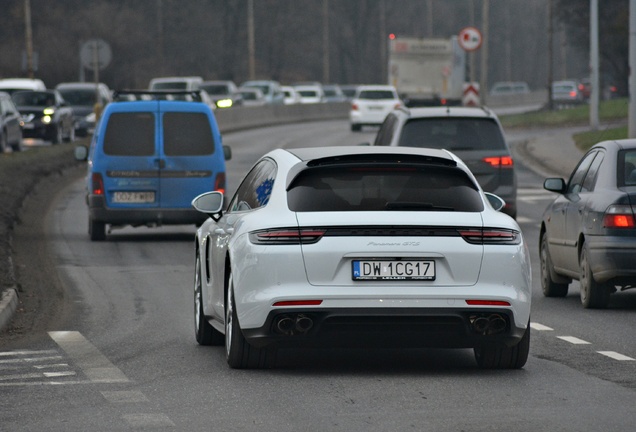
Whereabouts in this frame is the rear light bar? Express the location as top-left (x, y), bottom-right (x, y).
top-left (249, 228), bottom-right (326, 245)
top-left (91, 173), bottom-right (104, 195)
top-left (465, 300), bottom-right (511, 306)
top-left (482, 156), bottom-right (513, 168)
top-left (273, 300), bottom-right (323, 307)
top-left (603, 205), bottom-right (636, 228)
top-left (458, 228), bottom-right (521, 245)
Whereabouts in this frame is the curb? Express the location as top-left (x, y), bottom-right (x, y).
top-left (0, 287), bottom-right (19, 332)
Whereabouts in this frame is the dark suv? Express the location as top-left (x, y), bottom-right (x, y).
top-left (373, 106), bottom-right (517, 219)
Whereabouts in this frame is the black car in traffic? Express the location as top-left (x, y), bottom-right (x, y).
top-left (11, 90), bottom-right (75, 144)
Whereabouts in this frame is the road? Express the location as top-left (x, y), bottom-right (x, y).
top-left (1, 120), bottom-right (635, 431)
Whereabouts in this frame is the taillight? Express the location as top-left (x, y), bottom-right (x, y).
top-left (458, 228), bottom-right (521, 245)
top-left (603, 205), bottom-right (636, 228)
top-left (91, 173), bottom-right (104, 195)
top-left (214, 172), bottom-right (226, 195)
top-left (351, 103), bottom-right (359, 111)
top-left (465, 300), bottom-right (511, 306)
top-left (569, 90), bottom-right (577, 97)
top-left (249, 228), bottom-right (326, 245)
top-left (482, 156), bottom-right (513, 168)
top-left (273, 300), bottom-right (323, 307)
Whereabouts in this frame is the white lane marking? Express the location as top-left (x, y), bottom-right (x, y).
top-left (515, 216), bottom-right (534, 224)
top-left (530, 322), bottom-right (554, 331)
top-left (0, 350), bottom-right (58, 357)
top-left (557, 336), bottom-right (591, 345)
top-left (122, 413), bottom-right (175, 428)
top-left (0, 356), bottom-right (63, 364)
top-left (48, 331), bottom-right (129, 383)
top-left (43, 371), bottom-right (77, 378)
top-left (32, 363), bottom-right (69, 369)
top-left (598, 351), bottom-right (635, 361)
top-left (102, 390), bottom-right (149, 403)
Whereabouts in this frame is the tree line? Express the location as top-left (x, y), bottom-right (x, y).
top-left (0, 0), bottom-right (628, 95)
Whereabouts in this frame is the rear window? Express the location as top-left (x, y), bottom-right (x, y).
top-left (103, 112), bottom-right (155, 156)
top-left (397, 118), bottom-right (506, 151)
top-left (358, 90), bottom-right (395, 100)
top-left (152, 82), bottom-right (188, 90)
top-left (57, 89), bottom-right (95, 106)
top-left (287, 165), bottom-right (483, 212)
top-left (163, 112), bottom-right (215, 156)
top-left (620, 150), bottom-right (636, 186)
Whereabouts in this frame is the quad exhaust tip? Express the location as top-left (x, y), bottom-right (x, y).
top-left (274, 314), bottom-right (314, 336)
top-left (470, 313), bottom-right (507, 335)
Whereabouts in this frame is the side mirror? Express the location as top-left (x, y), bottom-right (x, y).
top-left (484, 192), bottom-right (506, 212)
top-left (192, 191), bottom-right (224, 221)
top-left (543, 178), bottom-right (566, 194)
top-left (223, 145), bottom-right (232, 161)
top-left (74, 145), bottom-right (88, 161)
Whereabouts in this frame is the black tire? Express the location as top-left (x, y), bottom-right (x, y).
top-left (351, 123), bottom-right (361, 132)
top-left (51, 124), bottom-right (63, 144)
top-left (10, 136), bottom-right (22, 152)
top-left (474, 322), bottom-right (530, 369)
top-left (225, 273), bottom-right (275, 369)
top-left (540, 234), bottom-right (569, 297)
top-left (194, 254), bottom-right (224, 346)
top-left (64, 124), bottom-right (75, 143)
top-left (579, 245), bottom-right (610, 309)
top-left (89, 216), bottom-right (106, 241)
top-left (0, 131), bottom-right (7, 153)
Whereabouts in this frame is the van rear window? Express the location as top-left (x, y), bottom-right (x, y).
top-left (163, 112), bottom-right (215, 156)
top-left (103, 112), bottom-right (155, 156)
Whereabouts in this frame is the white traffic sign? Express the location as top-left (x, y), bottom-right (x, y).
top-left (458, 27), bottom-right (482, 52)
top-left (80, 39), bottom-right (112, 71)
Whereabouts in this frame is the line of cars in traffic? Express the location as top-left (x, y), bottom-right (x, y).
top-left (0, 77), bottom-right (112, 152)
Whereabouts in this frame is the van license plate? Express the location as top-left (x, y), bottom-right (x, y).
top-left (113, 191), bottom-right (155, 203)
top-left (352, 260), bottom-right (435, 281)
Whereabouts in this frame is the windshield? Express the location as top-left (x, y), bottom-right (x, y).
top-left (11, 91), bottom-right (55, 107)
top-left (57, 89), bottom-right (96, 106)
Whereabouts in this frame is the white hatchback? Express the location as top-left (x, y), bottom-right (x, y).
top-left (192, 146), bottom-right (531, 369)
top-left (350, 85), bottom-right (402, 131)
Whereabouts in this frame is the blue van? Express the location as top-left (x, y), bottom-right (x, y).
top-left (76, 91), bottom-right (231, 240)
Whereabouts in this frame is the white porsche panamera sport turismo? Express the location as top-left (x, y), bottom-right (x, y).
top-left (192, 146), bottom-right (531, 369)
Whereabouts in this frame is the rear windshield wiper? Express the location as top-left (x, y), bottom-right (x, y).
top-left (385, 202), bottom-right (455, 211)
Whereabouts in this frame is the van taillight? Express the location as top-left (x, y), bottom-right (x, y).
top-left (91, 173), bottom-right (104, 195)
top-left (214, 172), bottom-right (226, 194)
top-left (483, 156), bottom-right (513, 168)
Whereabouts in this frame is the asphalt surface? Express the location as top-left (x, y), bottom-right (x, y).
top-left (0, 127), bottom-right (585, 334)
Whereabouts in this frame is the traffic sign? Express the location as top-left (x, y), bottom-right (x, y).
top-left (80, 39), bottom-right (112, 71)
top-left (458, 27), bottom-right (482, 52)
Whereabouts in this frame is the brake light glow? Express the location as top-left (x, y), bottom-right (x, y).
top-left (483, 156), bottom-right (513, 167)
top-left (458, 228), bottom-right (521, 245)
top-left (214, 172), bottom-right (226, 195)
top-left (603, 205), bottom-right (636, 228)
top-left (569, 91), bottom-right (577, 97)
top-left (273, 300), bottom-right (323, 307)
top-left (249, 228), bottom-right (326, 245)
top-left (351, 103), bottom-right (359, 111)
top-left (466, 300), bottom-right (511, 306)
top-left (91, 173), bottom-right (104, 195)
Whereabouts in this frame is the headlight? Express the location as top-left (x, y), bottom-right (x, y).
top-left (216, 99), bottom-right (233, 108)
top-left (84, 112), bottom-right (96, 123)
top-left (43, 107), bottom-right (55, 115)
top-left (42, 115), bottom-right (52, 124)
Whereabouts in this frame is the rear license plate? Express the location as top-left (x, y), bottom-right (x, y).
top-left (368, 106), bottom-right (383, 110)
top-left (112, 191), bottom-right (155, 203)
top-left (22, 123), bottom-right (34, 129)
top-left (352, 260), bottom-right (435, 281)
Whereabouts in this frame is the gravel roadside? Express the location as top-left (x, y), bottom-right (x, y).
top-left (0, 142), bottom-right (87, 343)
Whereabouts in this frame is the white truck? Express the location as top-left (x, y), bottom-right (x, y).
top-left (388, 36), bottom-right (466, 107)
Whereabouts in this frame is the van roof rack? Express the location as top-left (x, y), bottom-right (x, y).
top-left (112, 89), bottom-right (203, 101)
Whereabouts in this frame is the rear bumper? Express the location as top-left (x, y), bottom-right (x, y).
top-left (242, 307), bottom-right (527, 350)
top-left (88, 195), bottom-right (207, 226)
top-left (587, 235), bottom-right (636, 283)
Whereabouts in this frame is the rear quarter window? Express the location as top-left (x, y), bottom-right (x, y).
top-left (163, 112), bottom-right (215, 156)
top-left (287, 165), bottom-right (483, 212)
top-left (103, 112), bottom-right (155, 156)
